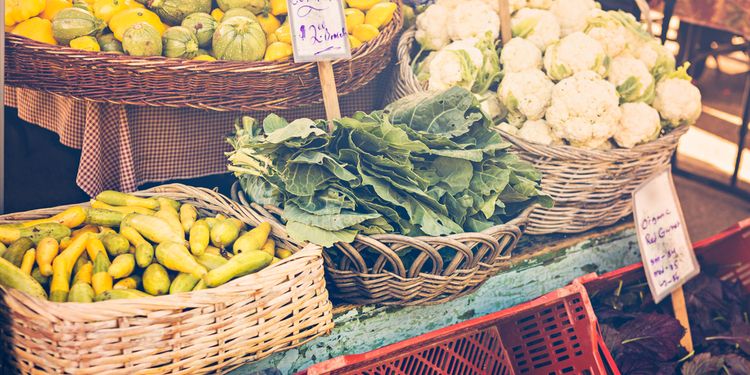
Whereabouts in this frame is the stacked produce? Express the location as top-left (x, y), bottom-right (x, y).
top-left (411, 0), bottom-right (702, 149)
top-left (0, 191), bottom-right (284, 302)
top-left (6, 0), bottom-right (398, 61)
top-left (227, 87), bottom-right (551, 247)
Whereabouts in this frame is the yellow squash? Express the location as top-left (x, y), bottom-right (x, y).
top-left (189, 220), bottom-right (210, 256)
top-left (11, 17), bottom-right (57, 45)
top-left (345, 0), bottom-right (380, 11)
top-left (364, 2), bottom-right (396, 29)
top-left (70, 35), bottom-right (101, 51)
top-left (179, 204), bottom-right (198, 233)
top-left (113, 275), bottom-right (141, 289)
top-left (264, 42), bottom-right (292, 62)
top-left (40, 0), bottom-right (73, 21)
top-left (352, 23), bottom-right (379, 42)
top-left (211, 8), bottom-right (224, 22)
top-left (90, 200), bottom-right (155, 215)
top-left (72, 261), bottom-right (93, 285)
top-left (108, 254), bottom-right (135, 279)
top-left (193, 54), bottom-right (216, 61)
top-left (91, 252), bottom-right (112, 295)
top-left (85, 236), bottom-right (107, 261)
top-left (155, 241), bottom-right (207, 278)
top-left (274, 23), bottom-right (291, 44)
top-left (93, 0), bottom-right (127, 23)
top-left (35, 237), bottom-right (59, 276)
top-left (109, 8), bottom-right (166, 41)
top-left (348, 35), bottom-right (362, 49)
top-left (0, 257), bottom-right (47, 299)
top-left (256, 14), bottom-right (280, 35)
top-left (6, 0), bottom-right (46, 27)
top-left (232, 222), bottom-right (271, 254)
top-left (21, 206), bottom-right (87, 229)
top-left (20, 249), bottom-right (36, 275)
top-left (344, 8), bottom-right (364, 34)
top-left (270, 0), bottom-right (287, 16)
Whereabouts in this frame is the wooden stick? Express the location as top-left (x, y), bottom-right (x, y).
top-left (671, 287), bottom-right (694, 352)
top-left (317, 61), bottom-right (341, 131)
top-left (498, 0), bottom-right (512, 44)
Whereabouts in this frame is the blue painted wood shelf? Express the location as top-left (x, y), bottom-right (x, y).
top-left (232, 222), bottom-right (639, 375)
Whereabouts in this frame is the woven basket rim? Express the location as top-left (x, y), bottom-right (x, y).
top-left (5, 6), bottom-right (401, 73)
top-left (0, 183), bottom-right (323, 312)
top-left (496, 125), bottom-right (689, 161)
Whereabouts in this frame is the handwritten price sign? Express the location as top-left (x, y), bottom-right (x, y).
top-left (633, 168), bottom-right (699, 303)
top-left (287, 0), bottom-right (351, 62)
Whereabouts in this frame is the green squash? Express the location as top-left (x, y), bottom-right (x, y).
top-left (72, 0), bottom-right (94, 12)
top-left (122, 22), bottom-right (163, 56)
top-left (212, 16), bottom-right (266, 61)
top-left (146, 0), bottom-right (212, 25)
top-left (162, 26), bottom-right (200, 58)
top-left (97, 33), bottom-right (124, 53)
top-left (181, 12), bottom-right (217, 48)
top-left (217, 0), bottom-right (269, 15)
top-left (221, 8), bottom-right (257, 21)
top-left (196, 48), bottom-right (211, 56)
top-left (51, 7), bottom-right (105, 46)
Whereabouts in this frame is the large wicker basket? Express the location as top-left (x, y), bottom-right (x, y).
top-left (4, 5), bottom-right (402, 112)
top-left (386, 27), bottom-right (425, 104)
top-left (497, 125), bottom-right (689, 234)
top-left (232, 182), bottom-right (531, 306)
top-left (0, 184), bottom-right (333, 374)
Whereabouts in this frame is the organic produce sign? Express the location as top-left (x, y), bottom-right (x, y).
top-left (632, 168), bottom-right (699, 303)
top-left (286, 0), bottom-right (351, 62)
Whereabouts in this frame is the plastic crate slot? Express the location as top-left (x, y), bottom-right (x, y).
top-left (551, 340), bottom-right (564, 347)
top-left (554, 347), bottom-right (567, 354)
top-left (550, 332), bottom-right (562, 339)
top-left (572, 343), bottom-right (580, 349)
top-left (570, 335), bottom-right (578, 341)
top-left (582, 369), bottom-right (593, 374)
top-left (532, 359), bottom-right (553, 368)
top-left (521, 322), bottom-right (539, 331)
top-left (512, 345), bottom-right (523, 352)
top-left (531, 353), bottom-right (550, 362)
top-left (544, 324), bottom-right (558, 332)
top-left (562, 366), bottom-right (575, 373)
top-left (577, 315), bottom-right (586, 321)
top-left (519, 315), bottom-right (537, 324)
top-left (567, 328), bottom-right (575, 333)
top-left (521, 330), bottom-right (540, 339)
top-left (544, 316), bottom-right (555, 323)
top-left (529, 346), bottom-right (547, 355)
top-left (518, 359), bottom-right (528, 366)
top-left (557, 354), bottom-right (570, 362)
top-left (575, 350), bottom-right (583, 356)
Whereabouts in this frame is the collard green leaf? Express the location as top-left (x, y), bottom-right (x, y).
top-left (386, 87), bottom-right (482, 138)
top-left (286, 221), bottom-right (358, 247)
top-left (239, 175), bottom-right (282, 206)
top-left (283, 203), bottom-right (380, 232)
top-left (263, 113), bottom-right (288, 134)
top-left (264, 118), bottom-right (327, 144)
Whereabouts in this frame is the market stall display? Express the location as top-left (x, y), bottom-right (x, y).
top-left (4, 0), bottom-right (403, 111)
top-left (228, 87), bottom-right (550, 305)
top-left (0, 184), bottom-right (332, 374)
top-left (391, 0), bottom-right (701, 234)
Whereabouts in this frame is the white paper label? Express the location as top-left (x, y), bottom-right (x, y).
top-left (633, 168), bottom-right (699, 304)
top-left (286, 0), bottom-right (351, 62)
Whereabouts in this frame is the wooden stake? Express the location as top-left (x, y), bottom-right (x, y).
top-left (498, 0), bottom-right (512, 44)
top-left (317, 61), bottom-right (341, 131)
top-left (671, 287), bottom-right (694, 352)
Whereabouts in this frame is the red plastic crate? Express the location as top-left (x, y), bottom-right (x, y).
top-left (301, 282), bottom-right (614, 375)
top-left (575, 218), bottom-right (750, 373)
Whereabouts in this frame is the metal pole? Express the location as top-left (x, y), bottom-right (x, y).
top-left (731, 67), bottom-right (750, 186)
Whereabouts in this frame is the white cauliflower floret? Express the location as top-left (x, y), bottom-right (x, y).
top-left (415, 4), bottom-right (451, 50)
top-left (550, 0), bottom-right (598, 36)
top-left (518, 119), bottom-right (559, 145)
top-left (585, 10), bottom-right (631, 57)
top-left (427, 48), bottom-right (480, 91)
top-left (498, 69), bottom-right (554, 125)
top-left (511, 9), bottom-right (560, 51)
top-left (528, 0), bottom-right (554, 9)
top-left (475, 91), bottom-right (507, 122)
top-left (444, 38), bottom-right (484, 68)
top-left (546, 71), bottom-right (621, 148)
top-left (625, 40), bottom-right (676, 80)
top-left (653, 77), bottom-right (702, 127)
top-left (497, 122), bottom-right (520, 136)
top-left (501, 38), bottom-right (543, 73)
top-left (447, 1), bottom-right (500, 42)
top-left (614, 103), bottom-right (661, 148)
top-left (543, 32), bottom-right (608, 81)
top-left (608, 56), bottom-right (655, 103)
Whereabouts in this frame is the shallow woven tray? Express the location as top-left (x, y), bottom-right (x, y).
top-left (4, 5), bottom-right (402, 112)
top-left (232, 182), bottom-right (531, 306)
top-left (497, 125), bottom-right (689, 234)
top-left (0, 184), bottom-right (333, 374)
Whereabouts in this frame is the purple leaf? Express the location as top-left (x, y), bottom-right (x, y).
top-left (681, 353), bottom-right (726, 375)
top-left (618, 313), bottom-right (685, 361)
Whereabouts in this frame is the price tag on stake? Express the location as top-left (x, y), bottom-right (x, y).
top-left (286, 0), bottom-right (351, 62)
top-left (633, 167), bottom-right (698, 352)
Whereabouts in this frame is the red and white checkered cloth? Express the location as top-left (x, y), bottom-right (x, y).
top-left (5, 74), bottom-right (386, 197)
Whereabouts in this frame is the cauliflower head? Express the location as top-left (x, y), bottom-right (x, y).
top-left (415, 4), bottom-right (451, 51)
top-left (498, 69), bottom-right (555, 125)
top-left (497, 122), bottom-right (520, 136)
top-left (501, 37), bottom-right (543, 73)
top-left (475, 91), bottom-right (508, 122)
top-left (447, 1), bottom-right (500, 42)
top-left (528, 0), bottom-right (554, 9)
top-left (584, 10), bottom-right (633, 57)
top-left (546, 71), bottom-right (621, 148)
top-left (511, 8), bottom-right (561, 51)
top-left (614, 102), bottom-right (661, 148)
top-left (427, 47), bottom-right (481, 91)
top-left (653, 74), bottom-right (702, 127)
top-left (444, 37), bottom-right (501, 92)
top-left (543, 32), bottom-right (608, 81)
top-left (608, 56), bottom-right (655, 103)
top-left (550, 0), bottom-right (598, 36)
top-left (625, 39), bottom-right (676, 81)
top-left (518, 119), bottom-right (560, 145)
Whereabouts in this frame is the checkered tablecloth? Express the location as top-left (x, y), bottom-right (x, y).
top-left (5, 74), bottom-right (387, 197)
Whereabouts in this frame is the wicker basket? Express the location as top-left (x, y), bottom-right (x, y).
top-left (4, 5), bottom-right (403, 112)
top-left (386, 27), bottom-right (425, 104)
top-left (497, 125), bottom-right (689, 234)
top-left (0, 184), bottom-right (333, 374)
top-left (231, 182), bottom-right (531, 306)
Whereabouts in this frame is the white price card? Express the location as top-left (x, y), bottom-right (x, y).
top-left (633, 168), bottom-right (700, 304)
top-left (286, 0), bottom-right (352, 62)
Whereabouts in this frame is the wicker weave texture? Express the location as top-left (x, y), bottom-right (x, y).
top-left (232, 182), bottom-right (530, 306)
top-left (385, 27), bottom-right (425, 104)
top-left (0, 184), bottom-right (333, 375)
top-left (497, 126), bottom-right (689, 234)
top-left (4, 5), bottom-right (402, 112)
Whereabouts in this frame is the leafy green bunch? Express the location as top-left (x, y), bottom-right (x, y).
top-left (227, 87), bottom-right (551, 247)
